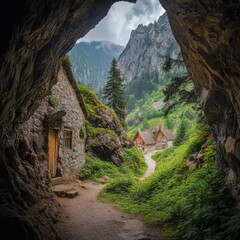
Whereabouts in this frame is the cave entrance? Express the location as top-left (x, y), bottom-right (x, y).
top-left (48, 129), bottom-right (59, 177)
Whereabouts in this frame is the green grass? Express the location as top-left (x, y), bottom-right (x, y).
top-left (78, 82), bottom-right (119, 123)
top-left (79, 146), bottom-right (147, 183)
top-left (79, 155), bottom-right (120, 181)
top-left (99, 124), bottom-right (240, 240)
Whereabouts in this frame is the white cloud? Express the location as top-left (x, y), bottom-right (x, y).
top-left (78, 0), bottom-right (165, 46)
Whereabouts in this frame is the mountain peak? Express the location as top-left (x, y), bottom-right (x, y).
top-left (117, 12), bottom-right (179, 84)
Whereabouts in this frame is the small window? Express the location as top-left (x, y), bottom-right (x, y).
top-left (64, 129), bottom-right (72, 149)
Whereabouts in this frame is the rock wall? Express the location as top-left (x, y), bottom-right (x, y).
top-left (85, 106), bottom-right (133, 166)
top-left (0, 108), bottom-right (61, 240)
top-left (0, 1), bottom-right (135, 239)
top-left (159, 0), bottom-right (240, 201)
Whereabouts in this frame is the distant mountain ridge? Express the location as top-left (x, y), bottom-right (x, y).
top-left (68, 41), bottom-right (124, 92)
top-left (117, 12), bottom-right (180, 84)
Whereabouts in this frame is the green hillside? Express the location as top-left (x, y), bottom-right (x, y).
top-left (68, 41), bottom-right (124, 93)
top-left (126, 72), bottom-right (196, 139)
top-left (100, 121), bottom-right (240, 240)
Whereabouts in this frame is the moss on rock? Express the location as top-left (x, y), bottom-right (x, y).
top-left (78, 83), bottom-right (133, 165)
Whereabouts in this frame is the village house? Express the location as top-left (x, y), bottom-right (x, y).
top-left (155, 128), bottom-right (175, 147)
top-left (133, 128), bottom-right (175, 152)
top-left (133, 130), bottom-right (156, 152)
top-left (25, 59), bottom-right (87, 181)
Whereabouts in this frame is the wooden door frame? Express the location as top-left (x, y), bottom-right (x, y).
top-left (48, 128), bottom-right (59, 178)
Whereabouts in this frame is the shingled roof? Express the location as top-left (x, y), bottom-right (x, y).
top-left (160, 128), bottom-right (175, 141)
top-left (138, 130), bottom-right (156, 145)
top-left (62, 59), bottom-right (88, 117)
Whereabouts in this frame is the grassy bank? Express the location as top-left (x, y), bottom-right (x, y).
top-left (79, 146), bottom-right (147, 183)
top-left (99, 124), bottom-right (240, 240)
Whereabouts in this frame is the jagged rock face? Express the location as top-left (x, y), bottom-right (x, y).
top-left (86, 105), bottom-right (133, 166)
top-left (79, 84), bottom-right (133, 166)
top-left (118, 12), bottom-right (180, 83)
top-left (160, 0), bottom-right (240, 200)
top-left (0, 0), bottom-right (135, 239)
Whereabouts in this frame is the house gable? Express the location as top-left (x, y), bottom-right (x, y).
top-left (49, 61), bottom-right (86, 179)
top-left (155, 130), bottom-right (165, 142)
top-left (133, 131), bottom-right (147, 147)
top-left (133, 130), bottom-right (155, 146)
top-left (24, 60), bottom-right (86, 181)
top-left (155, 128), bottom-right (175, 142)
top-left (62, 59), bottom-right (88, 117)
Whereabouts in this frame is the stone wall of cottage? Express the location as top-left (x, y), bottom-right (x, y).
top-left (146, 145), bottom-right (156, 153)
top-left (50, 66), bottom-right (85, 179)
top-left (22, 65), bottom-right (85, 181)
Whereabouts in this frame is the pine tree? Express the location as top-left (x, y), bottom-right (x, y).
top-left (162, 53), bottom-right (198, 116)
top-left (103, 58), bottom-right (126, 126)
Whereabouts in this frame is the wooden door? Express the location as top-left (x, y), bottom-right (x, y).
top-left (48, 129), bottom-right (58, 177)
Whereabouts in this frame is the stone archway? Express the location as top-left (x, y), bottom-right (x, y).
top-left (0, 0), bottom-right (240, 239)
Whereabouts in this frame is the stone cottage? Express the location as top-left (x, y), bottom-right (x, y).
top-left (133, 128), bottom-right (175, 152)
top-left (133, 130), bottom-right (156, 152)
top-left (155, 128), bottom-right (175, 148)
top-left (25, 59), bottom-right (87, 181)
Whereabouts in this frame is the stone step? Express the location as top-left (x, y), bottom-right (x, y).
top-left (52, 184), bottom-right (78, 198)
top-left (51, 177), bottom-right (63, 186)
top-left (65, 190), bottom-right (78, 198)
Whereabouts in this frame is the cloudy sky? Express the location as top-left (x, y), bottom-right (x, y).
top-left (79, 0), bottom-right (165, 46)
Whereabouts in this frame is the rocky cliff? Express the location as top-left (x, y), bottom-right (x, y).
top-left (159, 0), bottom-right (240, 202)
top-left (117, 12), bottom-right (180, 83)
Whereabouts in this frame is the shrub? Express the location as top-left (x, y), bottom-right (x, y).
top-left (79, 126), bottom-right (86, 139)
top-left (79, 147), bottom-right (146, 182)
top-left (121, 146), bottom-right (147, 176)
top-left (48, 94), bottom-right (59, 108)
top-left (63, 54), bottom-right (72, 67)
top-left (103, 177), bottom-right (136, 195)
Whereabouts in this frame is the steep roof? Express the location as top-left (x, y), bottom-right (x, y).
top-left (160, 128), bottom-right (175, 141)
top-left (139, 130), bottom-right (156, 145)
top-left (62, 59), bottom-right (88, 117)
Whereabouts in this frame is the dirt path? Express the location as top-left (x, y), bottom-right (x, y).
top-left (54, 180), bottom-right (162, 240)
top-left (140, 151), bottom-right (157, 180)
top-left (54, 152), bottom-right (160, 240)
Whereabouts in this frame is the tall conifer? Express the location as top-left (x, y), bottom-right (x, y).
top-left (103, 58), bottom-right (126, 126)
